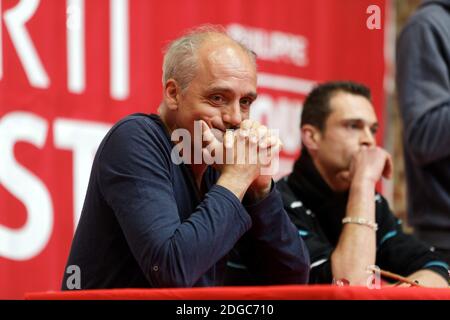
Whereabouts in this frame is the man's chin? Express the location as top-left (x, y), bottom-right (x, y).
top-left (334, 171), bottom-right (352, 191)
top-left (335, 182), bottom-right (351, 193)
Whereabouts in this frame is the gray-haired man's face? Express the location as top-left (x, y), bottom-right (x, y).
top-left (170, 39), bottom-right (258, 142)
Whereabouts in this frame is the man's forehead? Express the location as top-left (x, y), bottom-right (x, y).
top-left (328, 92), bottom-right (377, 123)
top-left (199, 40), bottom-right (255, 70)
top-left (205, 83), bottom-right (257, 97)
top-left (195, 44), bottom-right (257, 93)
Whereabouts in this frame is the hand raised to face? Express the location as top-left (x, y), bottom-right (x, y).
top-left (200, 119), bottom-right (282, 185)
top-left (337, 146), bottom-right (393, 186)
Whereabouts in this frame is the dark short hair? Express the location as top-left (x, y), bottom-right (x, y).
top-left (301, 81), bottom-right (372, 131)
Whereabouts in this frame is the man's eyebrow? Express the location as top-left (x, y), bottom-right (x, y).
top-left (341, 118), bottom-right (379, 127)
top-left (245, 92), bottom-right (258, 99)
top-left (205, 86), bottom-right (257, 99)
top-left (205, 86), bottom-right (232, 94)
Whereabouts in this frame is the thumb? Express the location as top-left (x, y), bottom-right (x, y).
top-left (200, 120), bottom-right (222, 151)
top-left (382, 154), bottom-right (393, 180)
top-left (200, 120), bottom-right (213, 142)
top-left (337, 170), bottom-right (351, 183)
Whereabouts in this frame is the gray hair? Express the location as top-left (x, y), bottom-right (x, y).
top-left (162, 24), bottom-right (256, 91)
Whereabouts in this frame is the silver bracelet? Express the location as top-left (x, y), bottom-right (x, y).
top-left (342, 217), bottom-right (378, 231)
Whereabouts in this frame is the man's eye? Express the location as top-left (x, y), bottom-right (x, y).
top-left (371, 127), bottom-right (378, 135)
top-left (210, 95), bottom-right (225, 104)
top-left (240, 98), bottom-right (253, 107)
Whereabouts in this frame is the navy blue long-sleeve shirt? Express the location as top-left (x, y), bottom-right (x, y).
top-left (61, 113), bottom-right (309, 289)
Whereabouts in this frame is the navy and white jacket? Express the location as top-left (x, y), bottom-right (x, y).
top-left (276, 152), bottom-right (449, 284)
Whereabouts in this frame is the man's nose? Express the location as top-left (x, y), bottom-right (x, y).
top-left (360, 127), bottom-right (376, 147)
top-left (222, 102), bottom-right (242, 128)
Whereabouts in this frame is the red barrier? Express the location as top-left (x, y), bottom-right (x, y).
top-left (25, 285), bottom-right (450, 300)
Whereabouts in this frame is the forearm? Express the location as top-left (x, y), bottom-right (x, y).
top-left (149, 185), bottom-right (252, 287)
top-left (405, 270), bottom-right (449, 288)
top-left (245, 178), bottom-right (272, 202)
top-left (331, 179), bottom-right (377, 285)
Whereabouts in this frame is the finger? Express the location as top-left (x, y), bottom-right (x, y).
top-left (269, 142), bottom-right (282, 156)
top-left (201, 121), bottom-right (224, 153)
top-left (224, 129), bottom-right (235, 149)
top-left (260, 136), bottom-right (275, 149)
top-left (337, 170), bottom-right (351, 182)
top-left (240, 119), bottom-right (258, 138)
top-left (258, 142), bottom-right (281, 171)
top-left (260, 131), bottom-right (280, 149)
top-left (202, 147), bottom-right (212, 163)
top-left (238, 127), bottom-right (250, 138)
top-left (247, 121), bottom-right (261, 144)
top-left (263, 141), bottom-right (282, 159)
top-left (382, 153), bottom-right (394, 180)
top-left (200, 120), bottom-right (215, 143)
top-left (256, 125), bottom-right (268, 140)
top-left (240, 119), bottom-right (253, 130)
top-left (250, 120), bottom-right (260, 131)
top-left (249, 127), bottom-right (260, 144)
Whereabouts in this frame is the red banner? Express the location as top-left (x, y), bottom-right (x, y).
top-left (0, 0), bottom-right (388, 299)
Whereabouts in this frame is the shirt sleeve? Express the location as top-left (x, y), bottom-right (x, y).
top-left (376, 196), bottom-right (449, 282)
top-left (396, 20), bottom-right (450, 165)
top-left (244, 183), bottom-right (310, 284)
top-left (97, 118), bottom-right (252, 287)
top-left (224, 184), bottom-right (311, 285)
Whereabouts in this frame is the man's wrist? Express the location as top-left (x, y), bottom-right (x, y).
top-left (217, 173), bottom-right (253, 201)
top-left (246, 179), bottom-right (272, 203)
top-left (351, 173), bottom-right (377, 190)
top-left (342, 217), bottom-right (378, 231)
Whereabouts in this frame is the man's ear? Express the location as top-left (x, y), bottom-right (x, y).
top-left (301, 124), bottom-right (321, 153)
top-left (163, 79), bottom-right (180, 110)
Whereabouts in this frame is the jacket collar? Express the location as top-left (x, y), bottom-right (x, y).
top-left (287, 150), bottom-right (349, 244)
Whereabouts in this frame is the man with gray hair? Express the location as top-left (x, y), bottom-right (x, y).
top-left (61, 25), bottom-right (310, 289)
